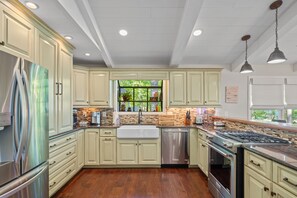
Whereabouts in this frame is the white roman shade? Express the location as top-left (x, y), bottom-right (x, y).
top-left (250, 77), bottom-right (285, 109)
top-left (285, 77), bottom-right (297, 108)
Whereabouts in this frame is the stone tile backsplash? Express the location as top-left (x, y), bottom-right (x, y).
top-left (74, 107), bottom-right (113, 126)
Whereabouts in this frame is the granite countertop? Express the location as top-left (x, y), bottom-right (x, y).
top-left (244, 144), bottom-right (297, 171)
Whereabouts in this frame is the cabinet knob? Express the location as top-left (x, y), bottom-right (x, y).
top-left (187, 101), bottom-right (189, 103)
top-left (271, 192), bottom-right (276, 196)
top-left (170, 101), bottom-right (172, 104)
top-left (264, 187), bottom-right (269, 192)
top-left (0, 41), bottom-right (4, 46)
top-left (205, 101), bottom-right (207, 104)
top-left (106, 101), bottom-right (108, 103)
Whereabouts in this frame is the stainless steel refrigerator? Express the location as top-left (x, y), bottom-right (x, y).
top-left (0, 50), bottom-right (49, 198)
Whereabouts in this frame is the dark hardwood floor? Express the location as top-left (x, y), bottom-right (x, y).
top-left (53, 168), bottom-right (213, 198)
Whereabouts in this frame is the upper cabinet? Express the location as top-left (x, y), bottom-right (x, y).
top-left (89, 71), bottom-right (110, 106)
top-left (0, 2), bottom-right (34, 61)
top-left (169, 70), bottom-right (221, 106)
top-left (73, 69), bottom-right (89, 106)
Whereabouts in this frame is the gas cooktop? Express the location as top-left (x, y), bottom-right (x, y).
top-left (217, 130), bottom-right (289, 144)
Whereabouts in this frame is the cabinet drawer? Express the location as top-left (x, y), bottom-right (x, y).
top-left (49, 133), bottom-right (76, 153)
top-left (198, 130), bottom-right (207, 141)
top-left (273, 162), bottom-right (297, 196)
top-left (49, 142), bottom-right (76, 175)
top-left (100, 128), bottom-right (116, 137)
top-left (49, 157), bottom-right (77, 196)
top-left (244, 150), bottom-right (272, 179)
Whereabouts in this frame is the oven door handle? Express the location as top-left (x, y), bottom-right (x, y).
top-left (207, 143), bottom-right (234, 159)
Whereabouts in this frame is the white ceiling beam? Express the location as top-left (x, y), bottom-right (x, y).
top-left (57, 0), bottom-right (114, 67)
top-left (231, 1), bottom-right (297, 72)
top-left (169, 0), bottom-right (204, 67)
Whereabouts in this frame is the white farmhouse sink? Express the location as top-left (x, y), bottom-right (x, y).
top-left (117, 125), bottom-right (159, 139)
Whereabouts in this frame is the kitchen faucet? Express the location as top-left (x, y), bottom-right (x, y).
top-left (138, 109), bottom-right (142, 124)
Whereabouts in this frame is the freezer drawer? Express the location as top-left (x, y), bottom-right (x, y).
top-left (0, 162), bottom-right (48, 198)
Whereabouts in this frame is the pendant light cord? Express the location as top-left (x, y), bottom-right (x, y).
top-left (275, 8), bottom-right (278, 48)
top-left (245, 40), bottom-right (248, 61)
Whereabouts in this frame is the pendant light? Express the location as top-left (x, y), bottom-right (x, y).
top-left (267, 0), bottom-right (287, 64)
top-left (240, 35), bottom-right (254, 74)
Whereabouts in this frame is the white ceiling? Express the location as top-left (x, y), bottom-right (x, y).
top-left (19, 0), bottom-right (297, 71)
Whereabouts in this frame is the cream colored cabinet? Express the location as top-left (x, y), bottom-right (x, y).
top-left (117, 139), bottom-right (160, 165)
top-left (204, 71), bottom-right (220, 105)
top-left (57, 46), bottom-right (73, 133)
top-left (187, 72), bottom-right (204, 105)
top-left (245, 166), bottom-right (271, 198)
top-left (117, 139), bottom-right (138, 165)
top-left (0, 2), bottom-right (34, 61)
top-left (138, 139), bottom-right (161, 165)
top-left (169, 72), bottom-right (187, 105)
top-left (77, 130), bottom-right (85, 169)
top-left (84, 129), bottom-right (99, 165)
top-left (73, 69), bottom-right (89, 106)
top-left (189, 128), bottom-right (198, 166)
top-left (100, 137), bottom-right (116, 165)
top-left (169, 71), bottom-right (220, 106)
top-left (244, 151), bottom-right (297, 198)
top-left (197, 136), bottom-right (208, 176)
top-left (35, 29), bottom-right (58, 136)
top-left (89, 71), bottom-right (110, 106)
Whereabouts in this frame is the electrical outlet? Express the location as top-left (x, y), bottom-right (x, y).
top-left (102, 111), bottom-right (106, 117)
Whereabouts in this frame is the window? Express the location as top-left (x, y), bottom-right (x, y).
top-left (291, 109), bottom-right (297, 124)
top-left (251, 109), bottom-right (283, 121)
top-left (117, 80), bottom-right (163, 112)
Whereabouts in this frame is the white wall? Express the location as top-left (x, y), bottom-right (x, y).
top-left (217, 64), bottom-right (297, 119)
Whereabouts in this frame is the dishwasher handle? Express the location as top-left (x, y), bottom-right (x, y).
top-left (162, 128), bottom-right (189, 133)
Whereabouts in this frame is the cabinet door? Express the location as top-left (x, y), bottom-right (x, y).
top-left (35, 30), bottom-right (58, 136)
top-left (0, 3), bottom-right (34, 61)
top-left (198, 138), bottom-right (208, 176)
top-left (77, 130), bottom-right (85, 169)
top-left (272, 183), bottom-right (296, 198)
top-left (84, 129), bottom-right (99, 165)
top-left (244, 166), bottom-right (271, 198)
top-left (100, 137), bottom-right (116, 165)
top-left (187, 72), bottom-right (204, 105)
top-left (169, 72), bottom-right (186, 105)
top-left (89, 71), bottom-right (110, 106)
top-left (117, 140), bottom-right (138, 165)
top-left (138, 139), bottom-right (160, 165)
top-left (73, 69), bottom-right (89, 106)
top-left (204, 71), bottom-right (220, 105)
top-left (189, 129), bottom-right (198, 166)
top-left (58, 46), bottom-right (73, 133)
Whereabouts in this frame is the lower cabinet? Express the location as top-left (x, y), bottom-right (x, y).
top-left (197, 130), bottom-right (208, 176)
top-left (189, 128), bottom-right (198, 166)
top-left (84, 129), bottom-right (100, 165)
top-left (100, 137), bottom-right (116, 165)
top-left (244, 151), bottom-right (297, 198)
top-left (77, 130), bottom-right (85, 169)
top-left (117, 139), bottom-right (161, 165)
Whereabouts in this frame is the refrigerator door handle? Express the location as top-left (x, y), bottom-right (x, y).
top-left (0, 162), bottom-right (48, 198)
top-left (13, 64), bottom-right (29, 165)
top-left (21, 60), bottom-right (32, 159)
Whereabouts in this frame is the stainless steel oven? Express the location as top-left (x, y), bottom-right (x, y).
top-left (208, 142), bottom-right (236, 198)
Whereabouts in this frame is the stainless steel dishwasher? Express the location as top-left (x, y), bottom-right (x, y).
top-left (161, 128), bottom-right (189, 166)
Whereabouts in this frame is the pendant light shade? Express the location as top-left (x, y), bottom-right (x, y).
top-left (240, 35), bottom-right (254, 74)
top-left (267, 0), bottom-right (287, 64)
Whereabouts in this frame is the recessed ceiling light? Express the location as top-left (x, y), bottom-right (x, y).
top-left (193, 29), bottom-right (202, 37)
top-left (25, 1), bottom-right (39, 10)
top-left (119, 29), bottom-right (128, 36)
top-left (85, 53), bottom-right (91, 56)
top-left (64, 35), bottom-right (73, 40)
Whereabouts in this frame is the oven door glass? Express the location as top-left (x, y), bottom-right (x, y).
top-left (209, 146), bottom-right (232, 192)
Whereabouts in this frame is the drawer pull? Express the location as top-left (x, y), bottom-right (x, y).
top-left (49, 161), bottom-right (56, 166)
top-left (283, 177), bottom-right (297, 187)
top-left (66, 137), bottom-right (72, 141)
top-left (105, 132), bottom-right (112, 134)
top-left (202, 144), bottom-right (206, 147)
top-left (199, 134), bottom-right (203, 137)
top-left (49, 182), bottom-right (56, 188)
top-left (49, 144), bottom-right (56, 148)
top-left (250, 160), bottom-right (261, 167)
top-left (66, 152), bottom-right (72, 156)
top-left (264, 187), bottom-right (269, 191)
top-left (105, 138), bottom-right (111, 141)
top-left (271, 192), bottom-right (276, 196)
top-left (66, 169), bottom-right (72, 174)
